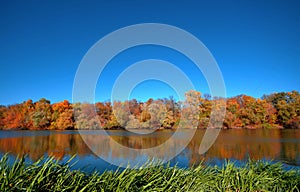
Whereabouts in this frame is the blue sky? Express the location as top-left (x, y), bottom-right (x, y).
top-left (0, 0), bottom-right (299, 105)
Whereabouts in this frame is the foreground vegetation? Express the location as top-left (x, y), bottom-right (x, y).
top-left (0, 155), bottom-right (299, 191)
top-left (0, 90), bottom-right (300, 130)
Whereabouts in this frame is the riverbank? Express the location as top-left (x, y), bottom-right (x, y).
top-left (0, 155), bottom-right (299, 191)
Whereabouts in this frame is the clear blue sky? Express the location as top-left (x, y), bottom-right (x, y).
top-left (1, 0), bottom-right (299, 105)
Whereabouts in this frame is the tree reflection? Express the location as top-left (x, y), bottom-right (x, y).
top-left (0, 130), bottom-right (299, 166)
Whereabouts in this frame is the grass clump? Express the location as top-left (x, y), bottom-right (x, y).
top-left (0, 155), bottom-right (299, 191)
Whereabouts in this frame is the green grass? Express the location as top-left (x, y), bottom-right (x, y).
top-left (0, 155), bottom-right (299, 191)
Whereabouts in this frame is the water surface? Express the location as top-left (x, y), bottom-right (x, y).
top-left (0, 129), bottom-right (299, 172)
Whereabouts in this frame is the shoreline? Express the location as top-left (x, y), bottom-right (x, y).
top-left (0, 125), bottom-right (292, 131)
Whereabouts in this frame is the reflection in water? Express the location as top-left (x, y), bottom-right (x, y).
top-left (0, 129), bottom-right (299, 170)
top-left (0, 132), bottom-right (91, 160)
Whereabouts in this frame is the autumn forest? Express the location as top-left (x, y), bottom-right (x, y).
top-left (0, 90), bottom-right (300, 130)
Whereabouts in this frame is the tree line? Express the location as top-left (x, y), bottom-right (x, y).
top-left (0, 90), bottom-right (299, 130)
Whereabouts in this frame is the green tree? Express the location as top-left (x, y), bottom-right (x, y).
top-left (263, 91), bottom-right (300, 126)
top-left (30, 98), bottom-right (52, 129)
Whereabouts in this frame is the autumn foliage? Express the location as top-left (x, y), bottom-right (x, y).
top-left (0, 90), bottom-right (300, 130)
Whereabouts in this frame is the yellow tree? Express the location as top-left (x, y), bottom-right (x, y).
top-left (51, 100), bottom-right (74, 130)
